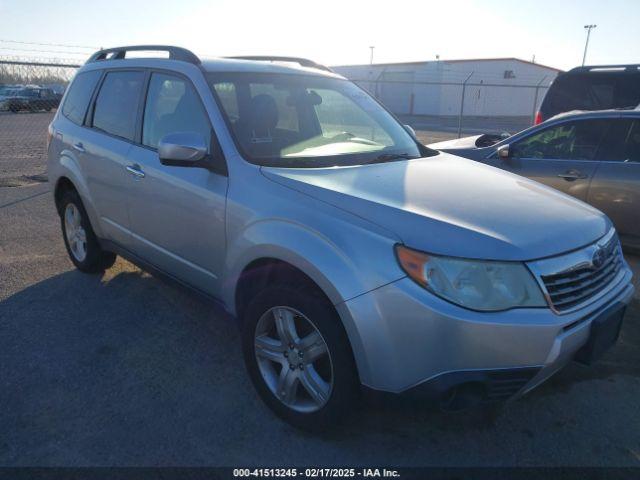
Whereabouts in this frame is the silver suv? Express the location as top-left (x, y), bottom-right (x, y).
top-left (48, 46), bottom-right (634, 428)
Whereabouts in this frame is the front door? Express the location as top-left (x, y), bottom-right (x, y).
top-left (487, 119), bottom-right (609, 201)
top-left (126, 71), bottom-right (228, 296)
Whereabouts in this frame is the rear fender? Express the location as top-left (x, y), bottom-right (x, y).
top-left (54, 153), bottom-right (104, 238)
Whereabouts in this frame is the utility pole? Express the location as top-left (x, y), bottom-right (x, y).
top-left (369, 46), bottom-right (375, 65)
top-left (457, 72), bottom-right (474, 138)
top-left (582, 24), bottom-right (597, 66)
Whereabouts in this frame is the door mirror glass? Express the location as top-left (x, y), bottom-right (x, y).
top-left (158, 132), bottom-right (208, 166)
top-left (497, 144), bottom-right (511, 159)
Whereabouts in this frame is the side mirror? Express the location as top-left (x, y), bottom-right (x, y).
top-left (158, 132), bottom-right (208, 167)
top-left (404, 124), bottom-right (417, 139)
top-left (497, 144), bottom-right (511, 160)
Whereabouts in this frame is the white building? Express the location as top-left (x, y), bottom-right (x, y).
top-left (333, 58), bottom-right (562, 120)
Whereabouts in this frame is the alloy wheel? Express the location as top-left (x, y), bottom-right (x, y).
top-left (64, 203), bottom-right (87, 262)
top-left (254, 306), bottom-right (333, 413)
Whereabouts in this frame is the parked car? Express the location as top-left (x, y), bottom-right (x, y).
top-left (48, 46), bottom-right (634, 428)
top-left (536, 64), bottom-right (640, 124)
top-left (0, 84), bottom-right (20, 108)
top-left (0, 86), bottom-right (61, 112)
top-left (0, 84), bottom-right (19, 96)
top-left (430, 109), bottom-right (640, 251)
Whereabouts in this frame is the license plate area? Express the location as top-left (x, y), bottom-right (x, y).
top-left (574, 303), bottom-right (625, 365)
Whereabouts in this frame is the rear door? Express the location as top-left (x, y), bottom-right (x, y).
top-left (125, 71), bottom-right (228, 296)
top-left (588, 118), bottom-right (640, 247)
top-left (486, 119), bottom-right (607, 200)
top-left (82, 69), bottom-right (146, 247)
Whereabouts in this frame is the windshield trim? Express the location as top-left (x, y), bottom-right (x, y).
top-left (207, 72), bottom-right (435, 168)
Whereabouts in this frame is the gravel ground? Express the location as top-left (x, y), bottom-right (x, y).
top-left (1, 112), bottom-right (639, 467)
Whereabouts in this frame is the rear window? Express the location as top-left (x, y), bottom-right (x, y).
top-left (62, 70), bottom-right (102, 125)
top-left (542, 72), bottom-right (640, 118)
top-left (92, 71), bottom-right (145, 141)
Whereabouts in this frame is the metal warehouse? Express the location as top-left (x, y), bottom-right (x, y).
top-left (333, 58), bottom-right (562, 123)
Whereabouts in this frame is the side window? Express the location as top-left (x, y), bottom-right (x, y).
top-left (62, 70), bottom-right (102, 125)
top-left (92, 71), bottom-right (145, 141)
top-left (142, 73), bottom-right (211, 150)
top-left (512, 120), bottom-right (608, 160)
top-left (623, 120), bottom-right (640, 163)
top-left (595, 120), bottom-right (633, 162)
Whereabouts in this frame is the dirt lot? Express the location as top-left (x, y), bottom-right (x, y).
top-left (1, 111), bottom-right (639, 467)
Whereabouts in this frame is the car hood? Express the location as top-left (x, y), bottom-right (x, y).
top-left (428, 135), bottom-right (484, 150)
top-left (261, 153), bottom-right (610, 261)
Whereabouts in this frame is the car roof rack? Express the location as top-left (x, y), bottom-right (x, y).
top-left (226, 56), bottom-right (333, 73)
top-left (568, 64), bottom-right (640, 73)
top-left (86, 45), bottom-right (201, 65)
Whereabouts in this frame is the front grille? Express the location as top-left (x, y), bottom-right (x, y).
top-left (541, 235), bottom-right (622, 312)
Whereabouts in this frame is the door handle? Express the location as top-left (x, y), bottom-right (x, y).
top-left (72, 142), bottom-right (85, 153)
top-left (557, 170), bottom-right (587, 181)
top-left (126, 164), bottom-right (145, 179)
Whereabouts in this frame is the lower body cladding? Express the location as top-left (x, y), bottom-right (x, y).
top-left (336, 269), bottom-right (634, 409)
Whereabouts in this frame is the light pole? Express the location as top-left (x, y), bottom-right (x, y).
top-left (369, 46), bottom-right (375, 65)
top-left (582, 24), bottom-right (597, 66)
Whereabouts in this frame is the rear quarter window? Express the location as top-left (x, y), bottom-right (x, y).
top-left (61, 70), bottom-right (102, 125)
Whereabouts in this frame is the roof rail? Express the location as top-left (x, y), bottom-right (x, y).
top-left (568, 64), bottom-right (640, 73)
top-left (87, 45), bottom-right (201, 65)
top-left (226, 56), bottom-right (333, 73)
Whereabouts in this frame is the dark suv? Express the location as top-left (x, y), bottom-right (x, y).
top-left (536, 65), bottom-right (640, 124)
top-left (1, 86), bottom-right (61, 113)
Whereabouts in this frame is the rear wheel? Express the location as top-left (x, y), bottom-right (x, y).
top-left (242, 285), bottom-right (359, 429)
top-left (59, 189), bottom-right (116, 273)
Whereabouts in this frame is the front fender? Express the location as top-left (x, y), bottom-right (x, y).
top-left (223, 218), bottom-right (405, 387)
top-left (223, 218), bottom-right (403, 314)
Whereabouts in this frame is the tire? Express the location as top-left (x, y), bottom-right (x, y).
top-left (58, 189), bottom-right (116, 273)
top-left (242, 284), bottom-right (360, 429)
top-left (9, 105), bottom-right (18, 113)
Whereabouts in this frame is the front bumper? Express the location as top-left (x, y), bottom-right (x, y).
top-left (336, 262), bottom-right (634, 398)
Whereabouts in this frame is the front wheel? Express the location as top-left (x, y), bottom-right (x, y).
top-left (242, 285), bottom-right (359, 429)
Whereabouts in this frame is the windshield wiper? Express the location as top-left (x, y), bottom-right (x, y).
top-left (365, 153), bottom-right (420, 164)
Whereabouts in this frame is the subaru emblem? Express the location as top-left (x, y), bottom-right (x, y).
top-left (592, 247), bottom-right (606, 269)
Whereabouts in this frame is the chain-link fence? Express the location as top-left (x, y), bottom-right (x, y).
top-left (0, 58), bottom-right (79, 187)
top-left (349, 74), bottom-right (551, 144)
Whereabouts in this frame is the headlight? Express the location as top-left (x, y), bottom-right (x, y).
top-left (395, 245), bottom-right (545, 311)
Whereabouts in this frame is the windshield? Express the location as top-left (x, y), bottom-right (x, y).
top-left (207, 72), bottom-right (429, 167)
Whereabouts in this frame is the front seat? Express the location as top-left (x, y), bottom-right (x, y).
top-left (241, 94), bottom-right (281, 157)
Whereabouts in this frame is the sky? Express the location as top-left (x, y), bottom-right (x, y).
top-left (0, 0), bottom-right (639, 71)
